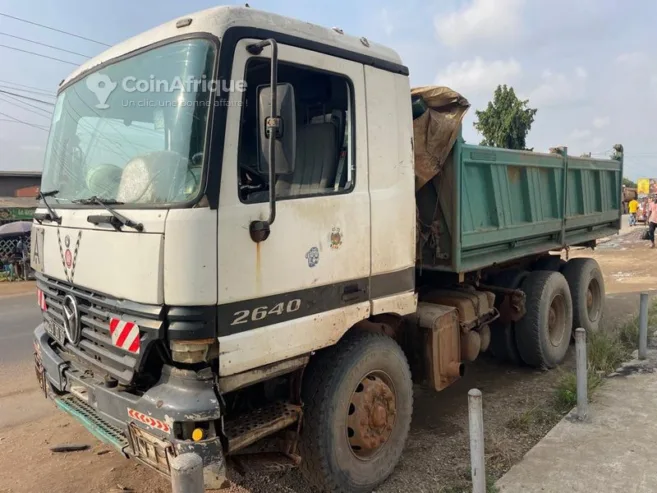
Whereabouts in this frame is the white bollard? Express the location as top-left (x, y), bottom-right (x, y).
top-left (575, 328), bottom-right (588, 420)
top-left (468, 388), bottom-right (486, 493)
top-left (639, 292), bottom-right (649, 360)
top-left (171, 453), bottom-right (205, 493)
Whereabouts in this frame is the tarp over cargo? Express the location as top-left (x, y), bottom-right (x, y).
top-left (411, 86), bottom-right (470, 190)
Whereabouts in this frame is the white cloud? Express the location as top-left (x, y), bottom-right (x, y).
top-left (567, 129), bottom-right (603, 155)
top-left (435, 57), bottom-right (522, 95)
top-left (380, 8), bottom-right (394, 37)
top-left (526, 68), bottom-right (588, 108)
top-left (616, 52), bottom-right (649, 66)
top-left (570, 129), bottom-right (592, 140)
top-left (434, 0), bottom-right (525, 48)
top-left (592, 116), bottom-right (610, 129)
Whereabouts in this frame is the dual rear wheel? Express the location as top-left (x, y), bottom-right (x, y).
top-left (491, 257), bottom-right (604, 368)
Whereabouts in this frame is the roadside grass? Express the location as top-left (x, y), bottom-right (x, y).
top-left (506, 301), bottom-right (657, 432)
top-left (554, 301), bottom-right (657, 410)
top-left (441, 471), bottom-right (499, 493)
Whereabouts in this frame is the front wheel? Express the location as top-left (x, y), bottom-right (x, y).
top-left (299, 331), bottom-right (413, 493)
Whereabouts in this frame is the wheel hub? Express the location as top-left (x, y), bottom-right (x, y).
top-left (548, 295), bottom-right (566, 346)
top-left (548, 307), bottom-right (557, 328)
top-left (347, 373), bottom-right (396, 459)
top-left (586, 288), bottom-right (593, 310)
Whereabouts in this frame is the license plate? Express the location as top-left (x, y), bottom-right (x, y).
top-left (45, 319), bottom-right (66, 346)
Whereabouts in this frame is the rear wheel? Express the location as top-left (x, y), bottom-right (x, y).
top-left (515, 271), bottom-right (573, 368)
top-left (299, 331), bottom-right (413, 493)
top-left (561, 258), bottom-right (605, 333)
top-left (489, 269), bottom-right (527, 364)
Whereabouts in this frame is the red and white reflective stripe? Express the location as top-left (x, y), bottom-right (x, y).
top-left (36, 288), bottom-right (47, 311)
top-left (109, 318), bottom-right (141, 354)
top-left (127, 408), bottom-right (170, 433)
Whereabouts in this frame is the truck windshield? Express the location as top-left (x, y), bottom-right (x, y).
top-left (41, 38), bottom-right (216, 206)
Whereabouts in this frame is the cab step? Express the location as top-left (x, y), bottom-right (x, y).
top-left (224, 401), bottom-right (302, 454)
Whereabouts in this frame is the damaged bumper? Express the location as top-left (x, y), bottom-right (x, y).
top-left (33, 323), bottom-right (227, 488)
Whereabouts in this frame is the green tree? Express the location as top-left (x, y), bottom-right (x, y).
top-left (623, 177), bottom-right (637, 188)
top-left (474, 85), bottom-right (538, 150)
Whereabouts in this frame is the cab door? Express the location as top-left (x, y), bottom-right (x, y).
top-left (215, 38), bottom-right (370, 375)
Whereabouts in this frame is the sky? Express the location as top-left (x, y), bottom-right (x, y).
top-left (0, 0), bottom-right (655, 180)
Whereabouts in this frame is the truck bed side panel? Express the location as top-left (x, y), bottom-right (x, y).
top-left (418, 143), bottom-right (622, 273)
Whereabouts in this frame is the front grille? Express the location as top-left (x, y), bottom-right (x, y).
top-left (37, 273), bottom-right (164, 385)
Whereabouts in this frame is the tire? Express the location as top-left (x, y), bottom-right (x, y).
top-left (299, 331), bottom-right (413, 493)
top-left (489, 269), bottom-right (527, 365)
top-left (561, 258), bottom-right (605, 333)
top-left (515, 271), bottom-right (573, 368)
top-left (532, 255), bottom-right (566, 272)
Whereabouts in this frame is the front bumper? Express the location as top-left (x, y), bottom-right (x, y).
top-left (34, 323), bottom-right (227, 488)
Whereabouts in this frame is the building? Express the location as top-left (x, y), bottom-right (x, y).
top-left (0, 171), bottom-right (41, 197)
top-left (0, 171), bottom-right (41, 226)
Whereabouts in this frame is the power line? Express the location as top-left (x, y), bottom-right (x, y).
top-left (0, 89), bottom-right (56, 106)
top-left (0, 110), bottom-right (48, 131)
top-left (0, 78), bottom-right (55, 95)
top-left (0, 43), bottom-right (78, 65)
top-left (0, 93), bottom-right (52, 115)
top-left (0, 84), bottom-right (56, 98)
top-left (0, 95), bottom-right (51, 119)
top-left (0, 12), bottom-right (110, 47)
top-left (0, 118), bottom-right (49, 129)
top-left (0, 31), bottom-right (91, 58)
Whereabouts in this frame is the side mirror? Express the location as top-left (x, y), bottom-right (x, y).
top-left (257, 83), bottom-right (296, 175)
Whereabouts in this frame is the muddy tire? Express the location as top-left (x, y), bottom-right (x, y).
top-left (489, 269), bottom-right (527, 364)
top-left (532, 255), bottom-right (565, 272)
top-left (299, 331), bottom-right (413, 493)
top-left (515, 271), bottom-right (573, 368)
top-left (561, 258), bottom-right (605, 333)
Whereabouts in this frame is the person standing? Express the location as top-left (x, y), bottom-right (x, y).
top-left (629, 197), bottom-right (639, 226)
top-left (649, 197), bottom-right (657, 248)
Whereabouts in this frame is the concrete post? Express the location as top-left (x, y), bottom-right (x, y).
top-left (468, 389), bottom-right (486, 493)
top-left (575, 328), bottom-right (588, 420)
top-left (639, 292), bottom-right (649, 360)
top-left (171, 453), bottom-right (204, 493)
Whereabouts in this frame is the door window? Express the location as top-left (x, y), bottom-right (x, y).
top-left (237, 59), bottom-right (354, 203)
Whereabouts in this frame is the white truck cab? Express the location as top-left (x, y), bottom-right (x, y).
top-left (33, 6), bottom-right (417, 491)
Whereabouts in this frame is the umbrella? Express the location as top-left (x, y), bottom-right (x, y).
top-left (0, 221), bottom-right (32, 238)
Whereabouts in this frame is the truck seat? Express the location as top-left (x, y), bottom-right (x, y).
top-left (275, 122), bottom-right (337, 198)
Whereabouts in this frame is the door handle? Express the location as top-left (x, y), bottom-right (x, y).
top-left (341, 283), bottom-right (365, 303)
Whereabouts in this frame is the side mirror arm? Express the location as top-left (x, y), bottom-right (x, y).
top-left (247, 39), bottom-right (279, 242)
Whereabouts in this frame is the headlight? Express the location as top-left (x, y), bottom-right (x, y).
top-left (170, 338), bottom-right (217, 364)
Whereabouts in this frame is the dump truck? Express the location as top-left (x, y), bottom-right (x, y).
top-left (31, 6), bottom-right (623, 492)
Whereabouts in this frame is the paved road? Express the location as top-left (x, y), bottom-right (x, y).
top-left (0, 293), bottom-right (42, 365)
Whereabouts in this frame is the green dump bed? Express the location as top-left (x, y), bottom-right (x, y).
top-left (416, 139), bottom-right (623, 274)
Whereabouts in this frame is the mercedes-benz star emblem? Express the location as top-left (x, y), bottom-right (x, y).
top-left (62, 294), bottom-right (81, 345)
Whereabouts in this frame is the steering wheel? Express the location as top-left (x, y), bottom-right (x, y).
top-left (191, 152), bottom-right (204, 167)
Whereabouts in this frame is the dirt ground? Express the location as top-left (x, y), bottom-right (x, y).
top-left (0, 229), bottom-right (653, 493)
top-left (0, 280), bottom-right (35, 298)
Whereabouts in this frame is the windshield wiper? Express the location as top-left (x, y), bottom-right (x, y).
top-left (75, 196), bottom-right (144, 232)
top-left (36, 189), bottom-right (62, 224)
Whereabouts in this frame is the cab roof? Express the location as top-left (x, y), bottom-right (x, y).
top-left (60, 6), bottom-right (407, 90)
